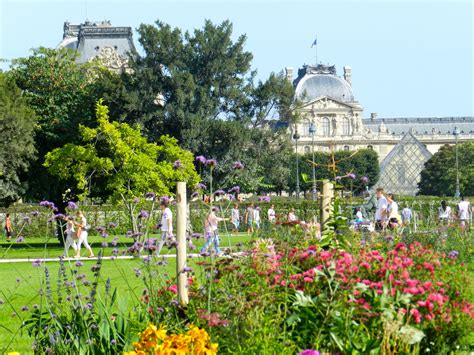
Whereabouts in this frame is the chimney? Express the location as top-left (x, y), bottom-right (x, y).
top-left (370, 112), bottom-right (377, 121)
top-left (285, 67), bottom-right (294, 82)
top-left (343, 66), bottom-right (352, 86)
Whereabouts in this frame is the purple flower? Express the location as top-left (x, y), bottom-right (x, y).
top-left (23, 216), bottom-right (32, 224)
top-left (75, 261), bottom-right (83, 267)
top-left (228, 186), bottom-right (241, 194)
top-left (107, 222), bottom-right (118, 229)
top-left (133, 268), bottom-right (141, 277)
top-left (233, 161), bottom-right (244, 170)
top-left (138, 210), bottom-right (149, 219)
top-left (196, 155), bottom-right (207, 164)
top-left (182, 266), bottom-right (193, 273)
top-left (347, 173), bottom-right (356, 179)
top-left (30, 211), bottom-right (40, 217)
top-left (54, 213), bottom-right (66, 220)
top-left (132, 197), bottom-right (140, 204)
top-left (101, 242), bottom-right (108, 248)
top-left (191, 232), bottom-right (201, 239)
top-left (361, 176), bottom-right (369, 184)
top-left (32, 259), bottom-right (42, 268)
top-left (16, 236), bottom-right (25, 243)
top-left (299, 350), bottom-right (320, 355)
top-left (206, 159), bottom-right (217, 167)
top-left (21, 305), bottom-right (29, 312)
top-left (67, 201), bottom-right (78, 210)
top-left (85, 303), bottom-right (93, 310)
top-left (191, 191), bottom-right (199, 199)
top-left (145, 192), bottom-right (156, 199)
top-left (39, 200), bottom-right (56, 210)
top-left (448, 250), bottom-right (459, 259)
top-left (111, 248), bottom-right (119, 255)
top-left (258, 196), bottom-right (271, 202)
top-left (173, 159), bottom-right (182, 169)
top-left (160, 196), bottom-right (170, 205)
top-left (169, 299), bottom-right (179, 306)
top-left (214, 189), bottom-right (225, 196)
top-left (195, 183), bottom-right (207, 190)
top-left (335, 176), bottom-right (342, 181)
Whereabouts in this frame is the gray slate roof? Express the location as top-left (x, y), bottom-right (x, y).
top-left (362, 116), bottom-right (474, 135)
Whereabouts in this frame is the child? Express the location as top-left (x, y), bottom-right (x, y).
top-left (64, 216), bottom-right (78, 257)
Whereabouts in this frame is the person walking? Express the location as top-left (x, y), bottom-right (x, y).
top-left (374, 187), bottom-right (388, 231)
top-left (157, 199), bottom-right (173, 255)
top-left (231, 203), bottom-right (240, 233)
top-left (201, 207), bottom-right (228, 256)
top-left (75, 211), bottom-right (94, 258)
top-left (4, 213), bottom-right (12, 242)
top-left (254, 206), bottom-right (261, 230)
top-left (458, 196), bottom-right (471, 231)
top-left (245, 203), bottom-right (255, 234)
top-left (438, 200), bottom-right (451, 225)
top-left (63, 216), bottom-right (78, 257)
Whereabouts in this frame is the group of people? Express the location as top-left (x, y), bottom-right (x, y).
top-left (368, 187), bottom-right (472, 232)
top-left (230, 203), bottom-right (278, 234)
top-left (63, 211), bottom-right (94, 258)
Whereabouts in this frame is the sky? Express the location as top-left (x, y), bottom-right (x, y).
top-left (0, 0), bottom-right (472, 118)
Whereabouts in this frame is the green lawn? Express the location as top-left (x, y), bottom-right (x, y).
top-left (0, 232), bottom-right (253, 259)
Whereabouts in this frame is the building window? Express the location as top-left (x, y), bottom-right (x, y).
top-left (342, 117), bottom-right (350, 135)
top-left (367, 145), bottom-right (373, 150)
top-left (344, 145), bottom-right (350, 151)
top-left (304, 146), bottom-right (310, 154)
top-left (322, 117), bottom-right (330, 136)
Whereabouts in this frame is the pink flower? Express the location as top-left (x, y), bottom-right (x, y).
top-left (320, 251), bottom-right (332, 260)
top-left (304, 277), bottom-right (313, 283)
top-left (423, 281), bottom-right (432, 290)
top-left (410, 308), bottom-right (422, 323)
top-left (360, 261), bottom-right (370, 269)
top-left (167, 284), bottom-right (178, 294)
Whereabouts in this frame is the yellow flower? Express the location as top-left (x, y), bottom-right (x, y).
top-left (7, 352), bottom-right (20, 355)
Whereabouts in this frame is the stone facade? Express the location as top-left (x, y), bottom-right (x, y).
top-left (57, 21), bottom-right (135, 72)
top-left (289, 64), bottom-right (474, 194)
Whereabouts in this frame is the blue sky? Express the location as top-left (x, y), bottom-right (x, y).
top-left (1, 0), bottom-right (472, 118)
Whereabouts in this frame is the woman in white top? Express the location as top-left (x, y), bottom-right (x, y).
top-left (386, 194), bottom-right (401, 229)
top-left (254, 206), bottom-right (261, 230)
top-left (438, 200), bottom-right (451, 225)
top-left (64, 216), bottom-right (78, 257)
top-left (201, 207), bottom-right (228, 255)
top-left (288, 208), bottom-right (297, 222)
top-left (267, 205), bottom-right (276, 223)
top-left (75, 211), bottom-right (94, 258)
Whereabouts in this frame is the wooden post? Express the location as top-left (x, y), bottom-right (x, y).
top-left (320, 180), bottom-right (334, 230)
top-left (176, 182), bottom-right (189, 306)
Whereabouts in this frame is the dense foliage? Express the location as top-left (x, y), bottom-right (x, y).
top-left (0, 72), bottom-right (37, 204)
top-left (418, 142), bottom-right (474, 196)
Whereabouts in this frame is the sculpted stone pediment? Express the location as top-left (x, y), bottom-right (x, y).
top-left (300, 96), bottom-right (357, 112)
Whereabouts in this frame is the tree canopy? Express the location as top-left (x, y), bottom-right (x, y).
top-left (45, 100), bottom-right (200, 203)
top-left (418, 143), bottom-right (474, 196)
top-left (9, 47), bottom-right (104, 202)
top-left (0, 72), bottom-right (37, 205)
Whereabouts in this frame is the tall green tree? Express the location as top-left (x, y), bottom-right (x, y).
top-left (99, 19), bottom-right (294, 192)
top-left (0, 73), bottom-right (36, 205)
top-left (418, 143), bottom-right (474, 196)
top-left (45, 100), bottom-right (199, 205)
top-left (10, 47), bottom-right (103, 202)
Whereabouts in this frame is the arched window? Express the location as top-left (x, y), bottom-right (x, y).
top-left (322, 117), bottom-right (330, 136)
top-left (342, 117), bottom-right (350, 136)
top-left (304, 146), bottom-right (310, 154)
top-left (367, 145), bottom-right (373, 150)
top-left (344, 145), bottom-right (350, 151)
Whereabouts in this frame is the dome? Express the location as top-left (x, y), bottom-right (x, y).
top-left (295, 73), bottom-right (354, 103)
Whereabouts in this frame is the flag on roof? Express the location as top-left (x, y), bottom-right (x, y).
top-left (311, 37), bottom-right (317, 47)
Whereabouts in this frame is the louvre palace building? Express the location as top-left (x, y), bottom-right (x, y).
top-left (286, 64), bottom-right (474, 195)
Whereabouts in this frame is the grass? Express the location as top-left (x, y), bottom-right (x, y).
top-left (0, 232), bottom-right (254, 259)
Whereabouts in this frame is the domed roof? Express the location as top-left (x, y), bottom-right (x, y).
top-left (294, 65), bottom-right (354, 103)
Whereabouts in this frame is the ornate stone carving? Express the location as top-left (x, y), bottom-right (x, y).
top-left (96, 46), bottom-right (129, 72)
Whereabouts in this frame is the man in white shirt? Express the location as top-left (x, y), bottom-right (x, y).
top-left (458, 196), bottom-right (471, 230)
top-left (157, 199), bottom-right (173, 254)
top-left (375, 187), bottom-right (388, 231)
